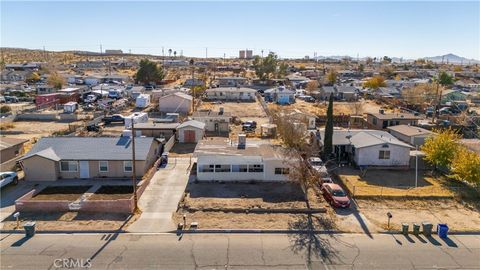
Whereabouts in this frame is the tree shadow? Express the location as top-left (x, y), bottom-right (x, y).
top-left (333, 203), bottom-right (373, 239)
top-left (287, 213), bottom-right (339, 267)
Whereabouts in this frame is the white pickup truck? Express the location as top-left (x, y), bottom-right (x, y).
top-left (0, 171), bottom-right (18, 189)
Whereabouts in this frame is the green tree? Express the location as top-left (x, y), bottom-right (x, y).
top-left (253, 52), bottom-right (278, 81)
top-left (277, 62), bottom-right (288, 78)
top-left (135, 59), bottom-right (165, 84)
top-left (358, 64), bottom-right (364, 72)
top-left (323, 94), bottom-right (334, 158)
top-left (450, 147), bottom-right (480, 185)
top-left (437, 71), bottom-right (454, 86)
top-left (0, 105), bottom-right (12, 114)
top-left (382, 56), bottom-right (392, 63)
top-left (421, 129), bottom-right (460, 169)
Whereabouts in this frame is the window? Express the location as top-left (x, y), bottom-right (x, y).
top-left (379, 150), bottom-right (391, 160)
top-left (124, 161), bottom-right (133, 172)
top-left (215, 164), bottom-right (231, 172)
top-left (60, 161), bottom-right (78, 172)
top-left (249, 164), bottom-right (264, 172)
top-left (199, 165), bottom-right (214, 173)
top-left (99, 161), bottom-right (109, 172)
top-left (275, 168), bottom-right (290, 175)
top-left (372, 118), bottom-right (377, 125)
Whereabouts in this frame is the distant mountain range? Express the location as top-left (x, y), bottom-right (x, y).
top-left (423, 53), bottom-right (479, 64)
top-left (313, 53), bottom-right (479, 64)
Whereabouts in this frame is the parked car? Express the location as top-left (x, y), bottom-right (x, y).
top-left (0, 96), bottom-right (6, 103)
top-left (308, 157), bottom-right (328, 176)
top-left (0, 172), bottom-right (18, 189)
top-left (321, 183), bottom-right (350, 208)
top-left (4, 96), bottom-right (19, 103)
top-left (85, 94), bottom-right (97, 103)
top-left (320, 177), bottom-right (333, 184)
top-left (242, 120), bottom-right (257, 131)
top-left (103, 114), bottom-right (125, 124)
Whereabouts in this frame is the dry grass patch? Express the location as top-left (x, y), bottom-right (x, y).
top-left (337, 167), bottom-right (455, 198)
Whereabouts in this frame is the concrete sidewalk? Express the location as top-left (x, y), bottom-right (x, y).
top-left (127, 158), bottom-right (191, 232)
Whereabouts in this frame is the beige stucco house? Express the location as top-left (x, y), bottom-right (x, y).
top-left (19, 137), bottom-right (160, 181)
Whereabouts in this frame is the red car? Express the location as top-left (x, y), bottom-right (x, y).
top-left (321, 183), bottom-right (351, 208)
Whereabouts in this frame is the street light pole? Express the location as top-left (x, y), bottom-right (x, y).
top-left (131, 120), bottom-right (138, 211)
top-left (190, 59), bottom-right (195, 112)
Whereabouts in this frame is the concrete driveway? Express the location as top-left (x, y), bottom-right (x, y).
top-left (0, 181), bottom-right (38, 229)
top-left (128, 157), bottom-right (192, 232)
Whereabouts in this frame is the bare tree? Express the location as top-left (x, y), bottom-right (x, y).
top-left (350, 101), bottom-right (364, 115)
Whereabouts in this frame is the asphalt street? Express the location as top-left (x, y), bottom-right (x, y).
top-left (1, 233), bottom-right (479, 269)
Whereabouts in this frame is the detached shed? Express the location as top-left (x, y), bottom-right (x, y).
top-left (177, 120), bottom-right (205, 143)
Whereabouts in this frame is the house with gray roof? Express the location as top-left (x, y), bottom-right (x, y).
top-left (315, 129), bottom-right (412, 167)
top-left (19, 137), bottom-right (160, 181)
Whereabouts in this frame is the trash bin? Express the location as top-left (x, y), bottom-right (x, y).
top-left (422, 222), bottom-right (433, 237)
top-left (437, 224), bottom-right (449, 238)
top-left (402, 223), bottom-right (409, 235)
top-left (23, 221), bottom-right (36, 237)
top-left (413, 223), bottom-right (420, 235)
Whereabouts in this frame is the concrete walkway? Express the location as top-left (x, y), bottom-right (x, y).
top-left (128, 158), bottom-right (192, 232)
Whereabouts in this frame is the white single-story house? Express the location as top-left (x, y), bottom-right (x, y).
top-left (192, 109), bottom-right (232, 133)
top-left (316, 129), bottom-right (413, 167)
top-left (216, 77), bottom-right (248, 87)
top-left (194, 138), bottom-right (291, 182)
top-left (158, 92), bottom-right (193, 115)
top-left (205, 87), bottom-right (256, 101)
top-left (177, 120), bottom-right (205, 143)
top-left (387, 125), bottom-right (434, 146)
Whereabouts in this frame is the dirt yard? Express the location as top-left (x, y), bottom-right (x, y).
top-left (337, 167), bottom-right (455, 198)
top-left (353, 199), bottom-right (480, 232)
top-left (268, 99), bottom-right (385, 117)
top-left (175, 182), bottom-right (331, 230)
top-left (89, 185), bottom-right (133, 200)
top-left (1, 212), bottom-right (138, 231)
top-left (0, 120), bottom-right (81, 141)
top-left (31, 186), bottom-right (91, 201)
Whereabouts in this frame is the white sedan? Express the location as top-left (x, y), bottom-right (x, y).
top-left (0, 171), bottom-right (18, 189)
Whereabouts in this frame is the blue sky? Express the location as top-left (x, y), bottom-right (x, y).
top-left (1, 1), bottom-right (479, 59)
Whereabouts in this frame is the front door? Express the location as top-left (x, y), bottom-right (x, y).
top-left (79, 161), bottom-right (89, 178)
top-left (184, 130), bottom-right (196, 143)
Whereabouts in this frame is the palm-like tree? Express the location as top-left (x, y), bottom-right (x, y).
top-left (174, 51), bottom-right (177, 58)
top-left (168, 49), bottom-right (172, 57)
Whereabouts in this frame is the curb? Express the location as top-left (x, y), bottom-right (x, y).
top-left (2, 229), bottom-right (479, 235)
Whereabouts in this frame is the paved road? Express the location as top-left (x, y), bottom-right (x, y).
top-left (128, 158), bottom-right (191, 232)
top-left (1, 233), bottom-right (478, 269)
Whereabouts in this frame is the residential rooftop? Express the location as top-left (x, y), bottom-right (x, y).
top-left (387, 125), bottom-right (433, 137)
top-left (194, 138), bottom-right (286, 159)
top-left (367, 112), bottom-right (420, 120)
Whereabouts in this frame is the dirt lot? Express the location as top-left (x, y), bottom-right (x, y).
top-left (268, 99), bottom-right (385, 117)
top-left (337, 167), bottom-right (455, 198)
top-left (89, 185), bottom-right (133, 200)
top-left (198, 98), bottom-right (271, 139)
top-left (175, 182), bottom-right (330, 230)
top-left (1, 212), bottom-right (137, 231)
top-left (0, 120), bottom-right (81, 141)
top-left (352, 199), bottom-right (480, 232)
top-left (173, 212), bottom-right (335, 230)
top-left (31, 186), bottom-right (91, 201)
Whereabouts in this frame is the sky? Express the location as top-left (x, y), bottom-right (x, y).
top-left (1, 1), bottom-right (479, 60)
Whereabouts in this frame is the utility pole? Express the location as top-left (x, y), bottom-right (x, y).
top-left (415, 145), bottom-right (418, 188)
top-left (131, 120), bottom-right (138, 211)
top-left (205, 47), bottom-right (208, 59)
top-left (100, 44), bottom-right (103, 55)
top-left (190, 59), bottom-right (195, 111)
